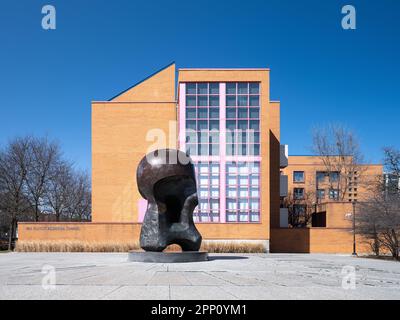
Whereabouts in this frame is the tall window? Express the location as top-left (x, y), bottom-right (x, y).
top-left (226, 161), bottom-right (260, 223)
top-left (194, 162), bottom-right (220, 222)
top-left (185, 83), bottom-right (220, 156)
top-left (226, 82), bottom-right (260, 156)
top-left (182, 82), bottom-right (261, 224)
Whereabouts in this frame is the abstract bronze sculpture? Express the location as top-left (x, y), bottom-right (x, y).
top-left (136, 149), bottom-right (202, 253)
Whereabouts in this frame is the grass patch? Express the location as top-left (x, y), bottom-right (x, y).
top-left (16, 240), bottom-right (266, 253)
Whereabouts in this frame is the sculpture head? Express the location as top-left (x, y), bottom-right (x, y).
top-left (137, 149), bottom-right (202, 252)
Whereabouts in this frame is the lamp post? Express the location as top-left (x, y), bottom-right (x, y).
top-left (352, 201), bottom-right (357, 256)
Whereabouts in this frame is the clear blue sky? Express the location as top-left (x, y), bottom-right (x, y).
top-left (0, 0), bottom-right (399, 170)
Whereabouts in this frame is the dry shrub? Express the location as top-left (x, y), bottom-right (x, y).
top-left (15, 240), bottom-right (266, 253)
top-left (15, 240), bottom-right (140, 253)
top-left (201, 241), bottom-right (266, 253)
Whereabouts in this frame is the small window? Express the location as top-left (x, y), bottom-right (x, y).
top-left (238, 120), bottom-right (247, 131)
top-left (197, 83), bottom-right (208, 94)
top-left (317, 189), bottom-right (325, 199)
top-left (197, 120), bottom-right (208, 131)
top-left (198, 96), bottom-right (208, 106)
top-left (249, 83), bottom-right (260, 94)
top-left (226, 108), bottom-right (236, 119)
top-left (329, 172), bottom-right (340, 182)
top-left (316, 171), bottom-right (327, 182)
top-left (209, 108), bottom-right (219, 119)
top-left (209, 83), bottom-right (219, 94)
top-left (226, 120), bottom-right (236, 131)
top-left (186, 95), bottom-right (196, 107)
top-left (249, 96), bottom-right (259, 106)
top-left (329, 189), bottom-right (339, 200)
top-left (226, 83), bottom-right (236, 94)
top-left (186, 109), bottom-right (196, 119)
top-left (293, 171), bottom-right (305, 183)
top-left (186, 83), bottom-right (196, 94)
top-left (186, 120), bottom-right (196, 131)
top-left (209, 120), bottom-right (219, 131)
top-left (294, 188), bottom-right (304, 200)
top-left (226, 95), bottom-right (236, 106)
top-left (249, 120), bottom-right (259, 131)
top-left (238, 96), bottom-right (248, 106)
top-left (238, 108), bottom-right (248, 118)
top-left (197, 108), bottom-right (208, 118)
top-left (209, 95), bottom-right (219, 107)
top-left (238, 83), bottom-right (248, 94)
top-left (249, 108), bottom-right (259, 119)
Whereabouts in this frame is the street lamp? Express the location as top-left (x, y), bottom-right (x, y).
top-left (352, 201), bottom-right (357, 256)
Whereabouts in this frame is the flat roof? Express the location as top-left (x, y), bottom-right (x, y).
top-left (179, 68), bottom-right (270, 71)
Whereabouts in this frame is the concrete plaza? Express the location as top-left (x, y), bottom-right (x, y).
top-left (0, 252), bottom-right (399, 300)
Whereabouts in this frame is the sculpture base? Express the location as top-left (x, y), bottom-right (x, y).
top-left (128, 251), bottom-right (208, 263)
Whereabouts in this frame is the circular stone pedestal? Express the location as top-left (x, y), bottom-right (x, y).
top-left (128, 251), bottom-right (208, 263)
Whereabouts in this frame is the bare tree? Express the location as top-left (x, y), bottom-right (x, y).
top-left (356, 147), bottom-right (400, 259)
top-left (357, 183), bottom-right (400, 259)
top-left (0, 137), bottom-right (34, 250)
top-left (0, 135), bottom-right (92, 249)
top-left (284, 189), bottom-right (316, 228)
top-left (312, 124), bottom-right (367, 201)
top-left (45, 161), bottom-right (74, 221)
top-left (25, 137), bottom-right (62, 222)
top-left (356, 200), bottom-right (383, 256)
top-left (65, 171), bottom-right (91, 221)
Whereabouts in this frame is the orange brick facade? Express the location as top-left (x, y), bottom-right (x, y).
top-left (19, 64), bottom-right (279, 249)
top-left (18, 64), bottom-right (383, 254)
top-left (270, 156), bottom-right (383, 253)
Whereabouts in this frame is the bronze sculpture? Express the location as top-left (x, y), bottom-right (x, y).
top-left (136, 149), bottom-right (202, 252)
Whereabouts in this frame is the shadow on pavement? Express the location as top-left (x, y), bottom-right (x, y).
top-left (208, 256), bottom-right (249, 261)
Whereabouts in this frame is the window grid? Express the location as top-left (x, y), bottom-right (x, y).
top-left (185, 83), bottom-right (220, 156)
top-left (182, 82), bottom-right (261, 224)
top-left (193, 162), bottom-right (220, 223)
top-left (225, 161), bottom-right (260, 223)
top-left (225, 82), bottom-right (260, 156)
